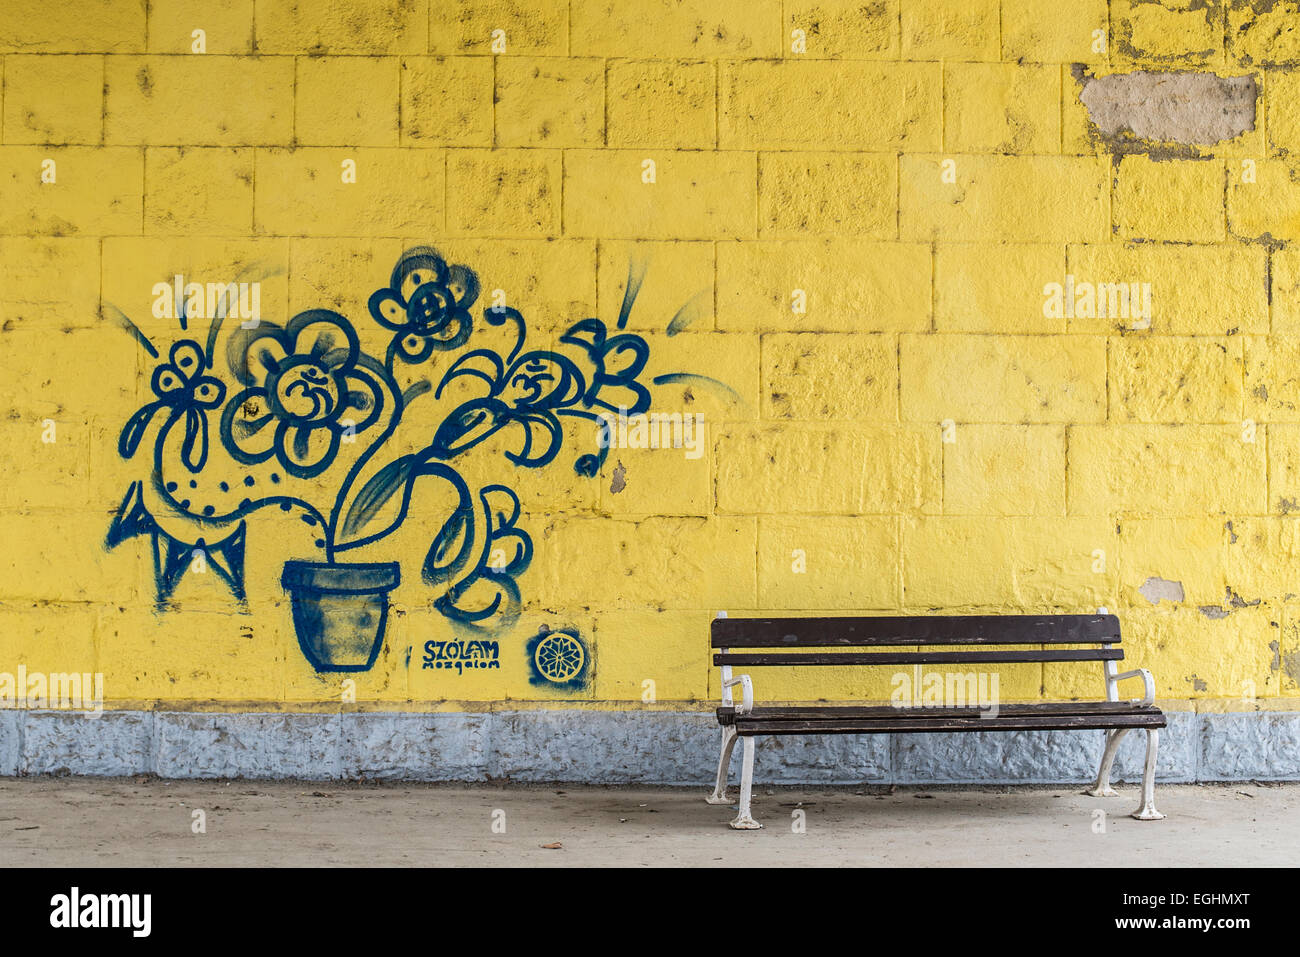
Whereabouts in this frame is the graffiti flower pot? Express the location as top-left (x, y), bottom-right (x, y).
top-left (281, 561), bottom-right (400, 673)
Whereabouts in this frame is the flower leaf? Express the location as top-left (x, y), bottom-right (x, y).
top-left (339, 454), bottom-right (418, 540)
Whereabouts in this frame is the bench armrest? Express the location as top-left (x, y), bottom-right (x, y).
top-left (723, 674), bottom-right (754, 714)
top-left (1112, 668), bottom-right (1156, 707)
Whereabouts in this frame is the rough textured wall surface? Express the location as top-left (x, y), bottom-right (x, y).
top-left (2, 0), bottom-right (1300, 778)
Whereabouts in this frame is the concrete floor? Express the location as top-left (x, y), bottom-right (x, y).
top-left (1, 778), bottom-right (1295, 866)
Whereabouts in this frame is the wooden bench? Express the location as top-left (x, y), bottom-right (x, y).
top-left (706, 610), bottom-right (1166, 829)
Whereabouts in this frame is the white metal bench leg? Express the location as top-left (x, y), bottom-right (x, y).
top-left (1131, 728), bottom-right (1166, 821)
top-left (729, 736), bottom-right (762, 829)
top-left (705, 726), bottom-right (738, 805)
top-left (1084, 728), bottom-right (1130, 797)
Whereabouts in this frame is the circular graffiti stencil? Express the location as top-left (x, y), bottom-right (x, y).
top-left (533, 631), bottom-right (586, 683)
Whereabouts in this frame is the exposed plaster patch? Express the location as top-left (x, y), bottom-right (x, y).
top-left (1225, 586), bottom-right (1261, 609)
top-left (1283, 647), bottom-right (1300, 685)
top-left (1199, 605), bottom-right (1232, 620)
top-left (609, 461), bottom-right (627, 495)
top-left (1139, 576), bottom-right (1185, 604)
top-left (1076, 69), bottom-right (1257, 156)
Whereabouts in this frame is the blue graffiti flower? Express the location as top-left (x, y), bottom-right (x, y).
top-left (367, 247), bottom-right (479, 363)
top-left (220, 310), bottom-right (386, 479)
top-left (430, 346), bottom-right (587, 467)
top-left (118, 340), bottom-right (227, 472)
top-left (559, 318), bottom-right (652, 416)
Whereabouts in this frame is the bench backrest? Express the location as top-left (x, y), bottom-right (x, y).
top-left (711, 614), bottom-right (1122, 667)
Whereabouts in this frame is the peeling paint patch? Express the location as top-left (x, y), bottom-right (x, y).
top-left (1224, 586), bottom-right (1261, 609)
top-left (1199, 605), bottom-right (1232, 620)
top-left (1139, 576), bottom-right (1185, 604)
top-left (1283, 647), bottom-right (1300, 686)
top-left (1077, 70), bottom-right (1256, 154)
top-left (1188, 674), bottom-right (1209, 692)
top-left (609, 461), bottom-right (627, 495)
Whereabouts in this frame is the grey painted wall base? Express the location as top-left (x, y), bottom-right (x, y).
top-left (2, 709), bottom-right (1298, 784)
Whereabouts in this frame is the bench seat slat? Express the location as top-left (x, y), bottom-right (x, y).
top-left (712, 614), bottom-right (1119, 648)
top-left (714, 649), bottom-right (1123, 666)
top-left (717, 701), bottom-right (1161, 724)
top-left (731, 713), bottom-right (1166, 736)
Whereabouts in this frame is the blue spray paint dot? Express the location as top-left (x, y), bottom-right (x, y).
top-left (166, 482), bottom-right (178, 492)
top-left (202, 505), bottom-right (215, 516)
top-left (314, 539), bottom-right (325, 548)
top-left (189, 479), bottom-right (197, 489)
top-left (270, 473), bottom-right (281, 484)
top-left (301, 514), bottom-right (317, 526)
top-left (240, 498), bottom-right (252, 508)
top-left (219, 481), bottom-right (229, 492)
top-left (180, 500), bottom-right (190, 509)
top-left (279, 502), bottom-right (291, 511)
top-left (243, 476), bottom-right (255, 487)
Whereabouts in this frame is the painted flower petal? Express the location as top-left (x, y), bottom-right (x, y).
top-left (180, 406), bottom-right (209, 473)
top-left (151, 364), bottom-right (187, 398)
top-left (276, 420), bottom-right (340, 479)
top-left (168, 340), bottom-right (206, 381)
top-left (395, 248), bottom-right (450, 302)
top-left (425, 308), bottom-right (472, 351)
top-left (368, 289), bottom-right (410, 332)
top-left (446, 264), bottom-right (480, 310)
top-left (407, 282), bottom-right (454, 333)
top-left (118, 402), bottom-right (162, 458)
top-left (598, 335), bottom-right (649, 381)
top-left (431, 398), bottom-right (512, 459)
top-left (435, 349), bottom-right (504, 399)
top-left (424, 500), bottom-right (474, 583)
top-left (340, 365), bottom-right (385, 433)
top-left (220, 387), bottom-right (277, 464)
top-left (589, 380), bottom-right (651, 417)
top-left (190, 375), bottom-right (226, 409)
top-left (245, 335), bottom-right (288, 385)
top-left (502, 352), bottom-right (584, 410)
top-left (289, 309), bottom-right (359, 372)
top-left (394, 332), bottom-right (434, 363)
top-left (505, 412), bottom-right (563, 468)
top-left (224, 321), bottom-right (285, 386)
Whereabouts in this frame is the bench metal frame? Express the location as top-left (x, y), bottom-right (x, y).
top-left (706, 609), bottom-right (1167, 830)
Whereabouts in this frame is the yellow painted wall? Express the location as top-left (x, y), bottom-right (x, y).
top-left (1, 0), bottom-right (1298, 714)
